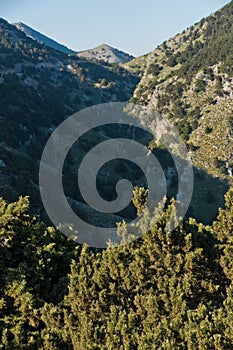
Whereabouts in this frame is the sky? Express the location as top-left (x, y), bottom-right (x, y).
top-left (0, 0), bottom-right (231, 56)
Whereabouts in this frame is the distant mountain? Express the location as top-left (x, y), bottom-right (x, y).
top-left (14, 22), bottom-right (75, 54)
top-left (77, 44), bottom-right (134, 64)
top-left (13, 23), bottom-right (134, 64)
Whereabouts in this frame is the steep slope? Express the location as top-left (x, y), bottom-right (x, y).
top-left (14, 22), bottom-right (75, 54)
top-left (131, 1), bottom-right (233, 183)
top-left (122, 53), bottom-right (149, 77)
top-left (77, 43), bottom-right (134, 64)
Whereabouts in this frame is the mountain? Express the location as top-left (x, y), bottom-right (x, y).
top-left (0, 18), bottom-right (139, 220)
top-left (131, 1), bottom-right (233, 175)
top-left (1, 0), bottom-right (233, 227)
top-left (124, 0), bottom-right (233, 221)
top-left (14, 22), bottom-right (75, 54)
top-left (77, 43), bottom-right (134, 64)
top-left (13, 23), bottom-right (134, 64)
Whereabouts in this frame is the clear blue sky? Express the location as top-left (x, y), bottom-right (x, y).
top-left (1, 0), bottom-right (231, 56)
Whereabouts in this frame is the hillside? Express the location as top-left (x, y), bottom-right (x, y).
top-left (130, 1), bottom-right (233, 185)
top-left (14, 22), bottom-right (75, 54)
top-left (0, 18), bottom-right (139, 220)
top-left (13, 23), bottom-right (134, 64)
top-left (1, 7), bottom-right (232, 227)
top-left (77, 43), bottom-right (134, 64)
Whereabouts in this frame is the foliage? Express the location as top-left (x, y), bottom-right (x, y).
top-left (0, 193), bottom-right (233, 349)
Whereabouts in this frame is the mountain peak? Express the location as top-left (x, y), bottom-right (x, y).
top-left (77, 43), bottom-right (134, 64)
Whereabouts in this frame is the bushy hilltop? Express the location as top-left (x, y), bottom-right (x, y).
top-left (129, 1), bottom-right (233, 183)
top-left (0, 18), bottom-right (139, 214)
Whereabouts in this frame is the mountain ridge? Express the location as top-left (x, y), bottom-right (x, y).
top-left (14, 22), bottom-right (75, 54)
top-left (13, 21), bottom-right (134, 64)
